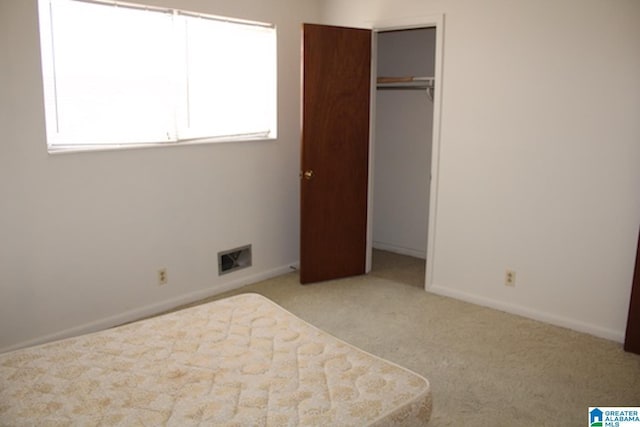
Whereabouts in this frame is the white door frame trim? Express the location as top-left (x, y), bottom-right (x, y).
top-left (365, 14), bottom-right (444, 291)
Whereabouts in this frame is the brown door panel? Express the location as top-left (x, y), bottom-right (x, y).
top-left (624, 230), bottom-right (640, 354)
top-left (300, 24), bottom-right (372, 284)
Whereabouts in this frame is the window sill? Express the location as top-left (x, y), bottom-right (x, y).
top-left (47, 135), bottom-right (277, 155)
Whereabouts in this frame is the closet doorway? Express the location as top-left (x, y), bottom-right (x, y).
top-left (370, 26), bottom-right (439, 288)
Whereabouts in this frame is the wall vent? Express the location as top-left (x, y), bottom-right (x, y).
top-left (218, 244), bottom-right (252, 275)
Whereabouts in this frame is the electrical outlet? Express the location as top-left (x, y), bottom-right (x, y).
top-left (158, 268), bottom-right (168, 286)
top-left (505, 269), bottom-right (516, 287)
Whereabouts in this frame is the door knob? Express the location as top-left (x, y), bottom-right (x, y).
top-left (303, 170), bottom-right (314, 180)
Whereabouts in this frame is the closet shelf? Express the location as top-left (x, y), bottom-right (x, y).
top-left (376, 76), bottom-right (434, 90)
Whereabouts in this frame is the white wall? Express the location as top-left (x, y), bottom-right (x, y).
top-left (322, 0), bottom-right (640, 341)
top-left (373, 29), bottom-right (435, 258)
top-left (0, 0), bottom-right (320, 352)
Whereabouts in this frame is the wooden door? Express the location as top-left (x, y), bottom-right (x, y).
top-left (624, 230), bottom-right (640, 354)
top-left (300, 24), bottom-right (372, 284)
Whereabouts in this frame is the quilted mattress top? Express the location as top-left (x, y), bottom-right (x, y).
top-left (0, 293), bottom-right (431, 426)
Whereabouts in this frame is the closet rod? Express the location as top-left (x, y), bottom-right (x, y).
top-left (376, 85), bottom-right (432, 91)
top-left (376, 76), bottom-right (435, 101)
top-left (376, 76), bottom-right (434, 91)
top-left (377, 76), bottom-right (434, 84)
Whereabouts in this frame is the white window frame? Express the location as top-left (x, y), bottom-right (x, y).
top-left (38, 0), bottom-right (278, 153)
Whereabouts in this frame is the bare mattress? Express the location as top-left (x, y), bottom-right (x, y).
top-left (0, 293), bottom-right (431, 426)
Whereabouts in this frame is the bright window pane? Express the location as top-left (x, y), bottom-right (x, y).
top-left (182, 17), bottom-right (277, 139)
top-left (49, 1), bottom-right (175, 145)
top-left (39, 0), bottom-right (277, 150)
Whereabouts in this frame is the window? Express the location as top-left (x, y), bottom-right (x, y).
top-left (38, 0), bottom-right (277, 151)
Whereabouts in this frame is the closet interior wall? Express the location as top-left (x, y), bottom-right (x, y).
top-left (373, 28), bottom-right (436, 259)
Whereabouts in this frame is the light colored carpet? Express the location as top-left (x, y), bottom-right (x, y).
top-left (184, 250), bottom-right (640, 426)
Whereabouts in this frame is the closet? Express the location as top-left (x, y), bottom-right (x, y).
top-left (373, 28), bottom-right (436, 273)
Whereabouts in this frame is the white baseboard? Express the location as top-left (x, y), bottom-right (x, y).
top-left (373, 242), bottom-right (426, 259)
top-left (428, 284), bottom-right (625, 343)
top-left (1, 263), bottom-right (297, 354)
